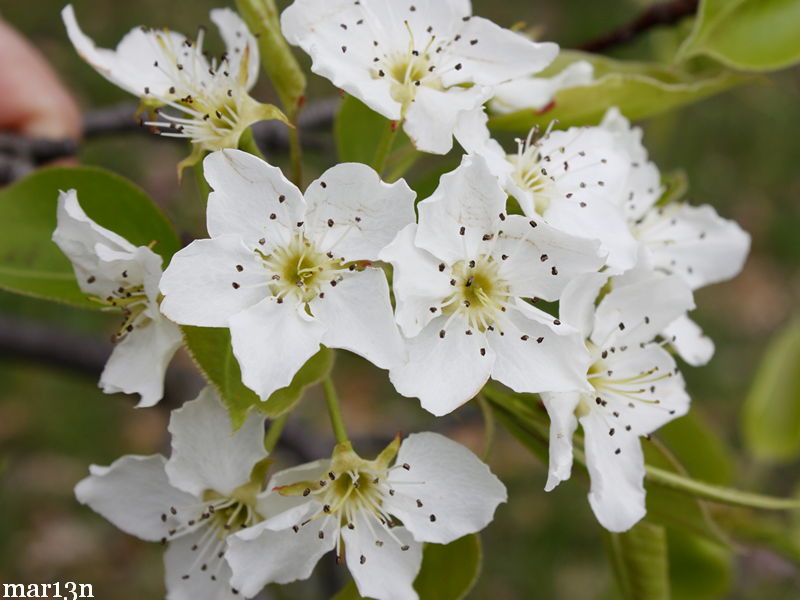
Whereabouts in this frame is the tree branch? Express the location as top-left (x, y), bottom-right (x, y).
top-left (578, 0), bottom-right (699, 53)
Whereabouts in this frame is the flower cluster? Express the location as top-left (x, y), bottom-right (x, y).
top-left (57, 1), bottom-right (751, 598)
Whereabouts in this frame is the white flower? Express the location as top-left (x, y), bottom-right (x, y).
top-left (457, 112), bottom-right (638, 273)
top-left (379, 154), bottom-right (605, 416)
top-left (52, 190), bottom-right (181, 407)
top-left (541, 271), bottom-right (694, 532)
top-left (226, 432), bottom-right (506, 600)
top-left (600, 107), bottom-right (751, 365)
top-left (160, 149), bottom-right (414, 401)
top-left (74, 387), bottom-right (269, 599)
top-left (280, 0), bottom-right (558, 154)
top-left (62, 4), bottom-right (287, 174)
top-left (489, 60), bottom-right (594, 115)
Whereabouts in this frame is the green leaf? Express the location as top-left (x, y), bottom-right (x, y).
top-left (605, 521), bottom-right (671, 600)
top-left (334, 96), bottom-right (411, 165)
top-left (0, 166), bottom-right (180, 308)
top-left (677, 0), bottom-right (800, 72)
top-left (488, 51), bottom-right (747, 131)
top-left (331, 535), bottom-right (482, 600)
top-left (742, 316), bottom-right (800, 462)
top-left (182, 326), bottom-right (334, 429)
top-left (668, 529), bottom-right (732, 600)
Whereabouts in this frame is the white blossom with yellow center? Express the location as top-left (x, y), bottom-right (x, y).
top-left (159, 149), bottom-right (415, 402)
top-left (62, 5), bottom-right (287, 176)
top-left (280, 0), bottom-right (558, 154)
top-left (75, 388), bottom-right (269, 599)
top-left (540, 272), bottom-right (694, 532)
top-left (52, 190), bottom-right (181, 407)
top-left (226, 432), bottom-right (506, 600)
top-left (379, 154), bottom-right (606, 416)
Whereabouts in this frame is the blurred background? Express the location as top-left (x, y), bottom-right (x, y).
top-left (1, 0), bottom-right (799, 598)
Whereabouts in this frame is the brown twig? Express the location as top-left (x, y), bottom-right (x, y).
top-left (579, 0), bottom-right (699, 53)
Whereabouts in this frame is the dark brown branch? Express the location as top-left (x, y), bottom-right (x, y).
top-left (579, 0), bottom-right (699, 53)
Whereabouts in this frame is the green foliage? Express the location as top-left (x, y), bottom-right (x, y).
top-left (235, 0), bottom-right (306, 112)
top-left (667, 529), bottom-right (732, 600)
top-left (182, 325), bottom-right (334, 429)
top-left (604, 521), bottom-right (670, 600)
top-left (742, 316), bottom-right (800, 462)
top-left (332, 535), bottom-right (482, 600)
top-left (677, 0), bottom-right (800, 72)
top-left (0, 166), bottom-right (180, 308)
top-left (488, 51), bottom-right (747, 131)
top-left (334, 96), bottom-right (412, 169)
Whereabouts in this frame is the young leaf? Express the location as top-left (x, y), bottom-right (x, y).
top-left (677, 0), bottom-right (800, 72)
top-left (668, 529), bottom-right (732, 600)
top-left (334, 96), bottom-right (411, 166)
top-left (0, 166), bottom-right (180, 308)
top-left (742, 316), bottom-right (800, 462)
top-left (604, 521), bottom-right (671, 600)
top-left (331, 535), bottom-right (482, 600)
top-left (488, 51), bottom-right (747, 131)
top-left (182, 326), bottom-right (333, 429)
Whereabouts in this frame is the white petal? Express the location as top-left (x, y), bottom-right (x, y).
top-left (495, 215), bottom-right (605, 302)
top-left (343, 515), bottom-right (421, 600)
top-left (403, 85), bottom-right (490, 155)
top-left (62, 5), bottom-right (195, 98)
top-left (204, 150), bottom-right (305, 245)
top-left (280, 0), bottom-right (402, 120)
top-left (226, 518), bottom-right (337, 596)
top-left (453, 108), bottom-right (512, 182)
top-left (210, 8), bottom-right (260, 91)
top-left (303, 163), bottom-right (416, 261)
top-left (312, 268), bottom-right (404, 370)
top-left (164, 527), bottom-right (236, 600)
top-left (641, 203), bottom-right (750, 290)
top-left (593, 344), bottom-right (690, 436)
top-left (379, 224), bottom-right (453, 338)
top-left (416, 154), bottom-right (506, 264)
top-left (100, 316), bottom-right (182, 408)
top-left (74, 455), bottom-right (196, 542)
top-left (159, 236), bottom-right (266, 327)
top-left (166, 387), bottom-right (268, 498)
top-left (442, 17), bottom-right (558, 87)
top-left (489, 60), bottom-right (594, 115)
top-left (230, 298), bottom-right (325, 401)
top-left (593, 273), bottom-right (695, 349)
top-left (559, 272), bottom-right (609, 339)
top-left (383, 432), bottom-right (506, 545)
top-left (540, 392), bottom-right (580, 491)
top-left (389, 318), bottom-right (495, 417)
top-left (257, 460), bottom-right (330, 526)
top-left (580, 411), bottom-right (646, 532)
top-left (662, 314), bottom-right (715, 367)
top-left (545, 195), bottom-right (638, 273)
top-left (489, 301), bottom-right (592, 395)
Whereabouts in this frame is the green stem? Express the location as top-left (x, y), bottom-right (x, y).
top-left (263, 413), bottom-right (289, 454)
top-left (287, 120), bottom-right (303, 188)
top-left (322, 376), bottom-right (349, 444)
top-left (476, 394), bottom-right (496, 461)
top-left (239, 127), bottom-right (266, 160)
top-left (372, 119), bottom-right (400, 175)
top-left (193, 160), bottom-right (210, 206)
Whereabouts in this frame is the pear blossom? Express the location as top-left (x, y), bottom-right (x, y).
top-left (280, 0), bottom-right (558, 154)
top-left (541, 271), bottom-right (694, 531)
top-left (52, 190), bottom-right (181, 407)
top-left (379, 154), bottom-right (605, 416)
top-left (62, 4), bottom-right (287, 175)
top-left (600, 108), bottom-right (751, 365)
top-left (75, 387), bottom-right (269, 599)
top-left (489, 60), bottom-right (594, 115)
top-left (226, 432), bottom-right (506, 600)
top-left (457, 112), bottom-right (637, 272)
top-left (160, 149), bottom-right (414, 401)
